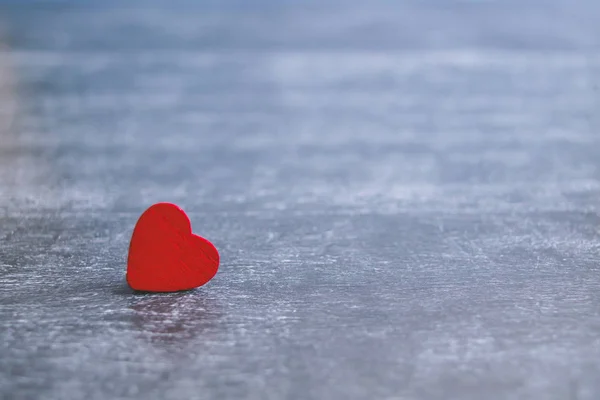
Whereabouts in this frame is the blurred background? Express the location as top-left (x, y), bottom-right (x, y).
top-left (1, 1), bottom-right (600, 399)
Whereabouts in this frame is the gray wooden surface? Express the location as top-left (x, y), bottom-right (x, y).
top-left (1, 2), bottom-right (600, 399)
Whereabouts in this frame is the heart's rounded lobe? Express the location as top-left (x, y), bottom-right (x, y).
top-left (126, 203), bottom-right (219, 292)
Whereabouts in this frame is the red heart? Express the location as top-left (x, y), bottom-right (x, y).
top-left (126, 203), bottom-right (219, 292)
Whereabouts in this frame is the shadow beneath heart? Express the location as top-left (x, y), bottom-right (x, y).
top-left (113, 281), bottom-right (196, 296)
top-left (128, 290), bottom-right (224, 349)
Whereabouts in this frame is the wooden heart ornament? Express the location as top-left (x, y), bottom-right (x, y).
top-left (126, 203), bottom-right (219, 292)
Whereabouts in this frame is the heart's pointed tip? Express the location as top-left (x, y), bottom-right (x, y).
top-left (126, 284), bottom-right (200, 294)
top-left (126, 274), bottom-right (214, 293)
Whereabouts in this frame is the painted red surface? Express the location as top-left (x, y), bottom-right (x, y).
top-left (126, 203), bottom-right (219, 292)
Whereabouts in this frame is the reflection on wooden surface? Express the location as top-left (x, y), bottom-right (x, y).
top-left (130, 293), bottom-right (223, 349)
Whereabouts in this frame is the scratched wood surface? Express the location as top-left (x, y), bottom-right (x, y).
top-left (1, 2), bottom-right (600, 399)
